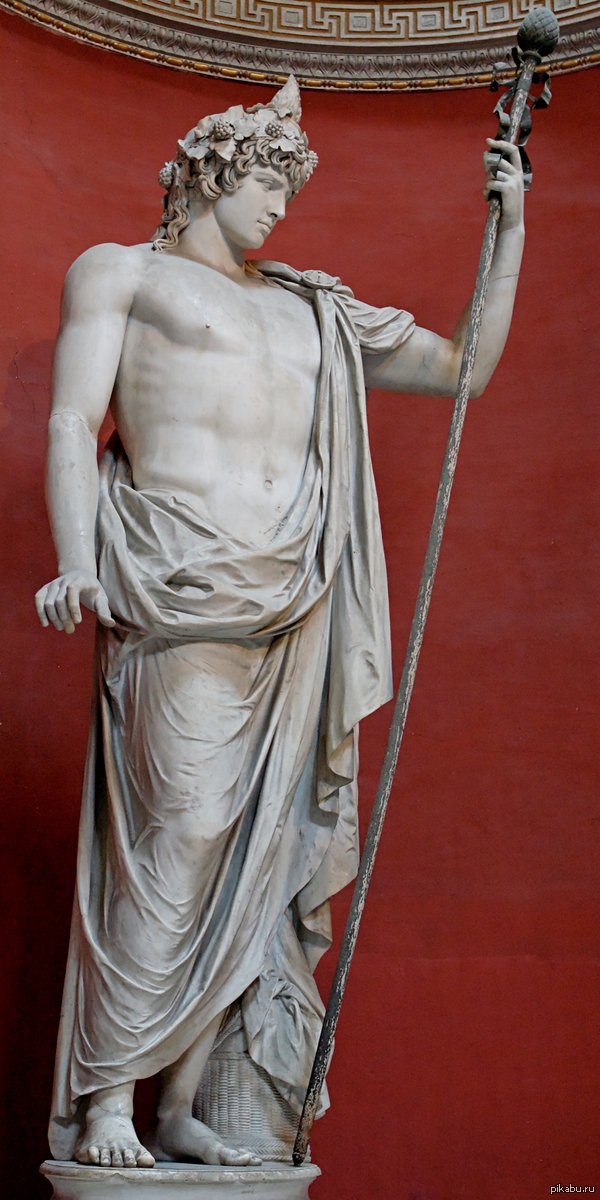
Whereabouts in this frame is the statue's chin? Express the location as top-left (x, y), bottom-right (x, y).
top-left (249, 227), bottom-right (270, 249)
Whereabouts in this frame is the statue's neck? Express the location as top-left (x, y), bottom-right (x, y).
top-left (169, 210), bottom-right (245, 282)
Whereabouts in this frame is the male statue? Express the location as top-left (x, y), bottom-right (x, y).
top-left (36, 76), bottom-right (525, 1169)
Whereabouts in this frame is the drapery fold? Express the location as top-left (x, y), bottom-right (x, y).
top-left (49, 263), bottom-right (414, 1160)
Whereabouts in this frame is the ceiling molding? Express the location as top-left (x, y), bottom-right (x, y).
top-left (4, 0), bottom-right (600, 89)
top-left (36, 0), bottom-right (600, 50)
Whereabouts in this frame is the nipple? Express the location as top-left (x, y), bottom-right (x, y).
top-left (264, 479), bottom-right (273, 490)
top-left (205, 318), bottom-right (211, 328)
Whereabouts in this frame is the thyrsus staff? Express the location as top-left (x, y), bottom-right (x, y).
top-left (293, 5), bottom-right (560, 1168)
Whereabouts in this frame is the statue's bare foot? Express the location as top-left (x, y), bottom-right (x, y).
top-left (149, 1113), bottom-right (262, 1166)
top-left (77, 1112), bottom-right (155, 1168)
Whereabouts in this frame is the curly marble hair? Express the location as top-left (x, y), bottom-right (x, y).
top-left (152, 77), bottom-right (318, 252)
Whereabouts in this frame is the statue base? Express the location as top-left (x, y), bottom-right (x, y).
top-left (40, 1160), bottom-right (320, 1200)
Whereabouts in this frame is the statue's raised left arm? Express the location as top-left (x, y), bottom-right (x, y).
top-left (363, 139), bottom-right (524, 400)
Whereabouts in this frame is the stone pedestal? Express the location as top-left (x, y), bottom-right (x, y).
top-left (40, 1161), bottom-right (320, 1200)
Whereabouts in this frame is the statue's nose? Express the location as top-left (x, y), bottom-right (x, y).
top-left (268, 192), bottom-right (286, 221)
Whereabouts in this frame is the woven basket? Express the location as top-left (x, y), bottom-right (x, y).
top-left (193, 1024), bottom-right (301, 1162)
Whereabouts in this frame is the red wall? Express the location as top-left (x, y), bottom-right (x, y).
top-left (1, 12), bottom-right (599, 1199)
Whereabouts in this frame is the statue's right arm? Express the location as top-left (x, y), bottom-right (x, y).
top-left (35, 244), bottom-right (140, 634)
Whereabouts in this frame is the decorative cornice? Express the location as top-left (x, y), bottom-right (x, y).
top-left (98, 0), bottom-right (600, 49)
top-left (3, 0), bottom-right (600, 89)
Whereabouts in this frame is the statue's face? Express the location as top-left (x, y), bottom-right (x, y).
top-left (213, 163), bottom-right (290, 250)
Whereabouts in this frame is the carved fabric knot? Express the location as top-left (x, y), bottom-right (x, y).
top-left (265, 119), bottom-right (286, 139)
top-left (301, 269), bottom-right (342, 290)
top-left (212, 119), bottom-right (236, 141)
top-left (158, 161), bottom-right (174, 190)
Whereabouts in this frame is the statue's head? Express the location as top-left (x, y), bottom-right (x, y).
top-left (152, 76), bottom-right (317, 252)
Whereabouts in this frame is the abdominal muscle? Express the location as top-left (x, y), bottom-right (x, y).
top-left (112, 339), bottom-right (319, 548)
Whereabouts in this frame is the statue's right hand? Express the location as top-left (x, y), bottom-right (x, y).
top-left (35, 571), bottom-right (115, 635)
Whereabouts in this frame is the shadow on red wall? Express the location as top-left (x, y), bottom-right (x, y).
top-left (0, 12), bottom-right (599, 1199)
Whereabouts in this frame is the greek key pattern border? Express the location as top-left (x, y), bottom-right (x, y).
top-left (3, 0), bottom-right (600, 88)
top-left (113, 0), bottom-right (600, 49)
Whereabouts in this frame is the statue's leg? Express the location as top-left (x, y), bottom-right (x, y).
top-left (147, 1014), bottom-right (262, 1166)
top-left (76, 1081), bottom-right (155, 1168)
top-left (69, 627), bottom-right (322, 1168)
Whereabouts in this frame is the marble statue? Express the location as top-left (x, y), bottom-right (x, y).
top-left (35, 76), bottom-right (525, 1172)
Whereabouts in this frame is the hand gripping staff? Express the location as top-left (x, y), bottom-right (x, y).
top-left (293, 5), bottom-right (560, 1167)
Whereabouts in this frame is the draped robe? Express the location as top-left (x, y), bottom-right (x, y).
top-left (49, 262), bottom-right (415, 1160)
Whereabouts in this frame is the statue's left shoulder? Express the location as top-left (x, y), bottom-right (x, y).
top-left (253, 260), bottom-right (353, 297)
